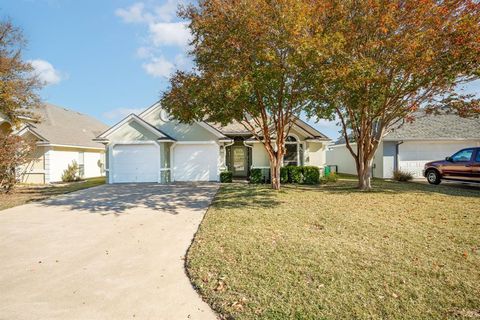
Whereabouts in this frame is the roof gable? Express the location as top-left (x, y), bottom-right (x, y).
top-left (96, 114), bottom-right (174, 141)
top-left (139, 102), bottom-right (227, 140)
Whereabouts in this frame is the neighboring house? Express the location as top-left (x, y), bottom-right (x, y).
top-left (0, 103), bottom-right (108, 184)
top-left (95, 102), bottom-right (330, 183)
top-left (327, 113), bottom-right (480, 178)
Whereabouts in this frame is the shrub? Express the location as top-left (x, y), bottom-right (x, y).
top-left (393, 170), bottom-right (413, 182)
top-left (220, 171), bottom-right (233, 183)
top-left (61, 161), bottom-right (80, 182)
top-left (250, 168), bottom-right (263, 184)
top-left (302, 166), bottom-right (320, 184)
top-left (321, 172), bottom-right (338, 184)
top-left (280, 167), bottom-right (289, 183)
top-left (0, 134), bottom-right (33, 193)
top-left (289, 166), bottom-right (303, 183)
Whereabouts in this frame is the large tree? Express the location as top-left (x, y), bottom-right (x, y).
top-left (308, 0), bottom-right (480, 190)
top-left (161, 0), bottom-right (333, 190)
top-left (0, 19), bottom-right (42, 126)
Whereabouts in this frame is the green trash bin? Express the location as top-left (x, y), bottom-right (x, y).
top-left (324, 166), bottom-right (331, 176)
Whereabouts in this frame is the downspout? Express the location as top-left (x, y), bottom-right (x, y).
top-left (395, 141), bottom-right (404, 172)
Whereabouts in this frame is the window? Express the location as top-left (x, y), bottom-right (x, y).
top-left (476, 150), bottom-right (480, 163)
top-left (284, 136), bottom-right (300, 166)
top-left (78, 152), bottom-right (85, 177)
top-left (284, 144), bottom-right (298, 166)
top-left (451, 149), bottom-right (474, 162)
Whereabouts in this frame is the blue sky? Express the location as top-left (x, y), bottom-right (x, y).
top-left (2, 0), bottom-right (478, 141)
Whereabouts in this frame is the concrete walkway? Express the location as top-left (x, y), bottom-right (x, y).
top-left (0, 183), bottom-right (219, 320)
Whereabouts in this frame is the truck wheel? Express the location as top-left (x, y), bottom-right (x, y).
top-left (426, 170), bottom-right (441, 185)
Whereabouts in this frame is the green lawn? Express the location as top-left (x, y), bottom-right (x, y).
top-left (0, 177), bottom-right (106, 211)
top-left (187, 177), bottom-right (480, 319)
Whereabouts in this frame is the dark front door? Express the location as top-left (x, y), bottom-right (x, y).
top-left (232, 146), bottom-right (247, 177)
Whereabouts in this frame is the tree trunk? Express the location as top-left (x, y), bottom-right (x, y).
top-left (356, 157), bottom-right (373, 191)
top-left (270, 156), bottom-right (281, 190)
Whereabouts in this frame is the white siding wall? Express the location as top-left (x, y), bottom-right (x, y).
top-left (252, 143), bottom-right (270, 168)
top-left (326, 145), bottom-right (357, 175)
top-left (326, 143), bottom-right (385, 178)
top-left (397, 140), bottom-right (480, 178)
top-left (84, 152), bottom-right (103, 178)
top-left (49, 148), bottom-right (104, 182)
top-left (306, 142), bottom-right (327, 167)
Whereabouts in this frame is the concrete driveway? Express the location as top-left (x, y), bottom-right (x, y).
top-left (0, 183), bottom-right (219, 320)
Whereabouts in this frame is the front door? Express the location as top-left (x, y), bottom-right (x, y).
top-left (232, 146), bottom-right (247, 177)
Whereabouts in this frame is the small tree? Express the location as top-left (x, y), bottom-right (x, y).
top-left (161, 0), bottom-right (333, 190)
top-left (61, 161), bottom-right (79, 182)
top-left (0, 134), bottom-right (33, 193)
top-left (0, 19), bottom-right (42, 125)
top-left (308, 0), bottom-right (480, 190)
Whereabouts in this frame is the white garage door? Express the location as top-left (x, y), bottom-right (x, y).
top-left (112, 144), bottom-right (159, 183)
top-left (173, 144), bottom-right (219, 181)
top-left (398, 141), bottom-right (478, 178)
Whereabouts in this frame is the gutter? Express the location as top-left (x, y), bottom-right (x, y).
top-left (395, 140), bottom-right (404, 172)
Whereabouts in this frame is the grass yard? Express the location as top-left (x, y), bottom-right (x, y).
top-left (0, 177), bottom-right (105, 211)
top-left (187, 177), bottom-right (480, 319)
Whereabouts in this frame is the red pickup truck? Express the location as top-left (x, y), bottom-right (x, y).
top-left (423, 147), bottom-right (480, 185)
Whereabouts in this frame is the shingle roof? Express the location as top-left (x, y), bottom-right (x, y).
top-left (207, 121), bottom-right (251, 135)
top-left (385, 113), bottom-right (480, 141)
top-left (208, 118), bottom-right (330, 140)
top-left (333, 112), bottom-right (480, 145)
top-left (27, 103), bottom-right (108, 149)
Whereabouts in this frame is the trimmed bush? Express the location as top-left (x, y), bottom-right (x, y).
top-left (220, 171), bottom-right (233, 183)
top-left (250, 168), bottom-right (263, 184)
top-left (280, 167), bottom-right (289, 183)
top-left (289, 166), bottom-right (303, 184)
top-left (302, 166), bottom-right (320, 184)
top-left (61, 161), bottom-right (80, 182)
top-left (393, 170), bottom-right (413, 182)
top-left (321, 172), bottom-right (338, 184)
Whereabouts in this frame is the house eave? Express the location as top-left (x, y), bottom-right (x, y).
top-left (36, 142), bottom-right (105, 151)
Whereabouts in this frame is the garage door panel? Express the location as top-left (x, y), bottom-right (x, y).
top-left (173, 144), bottom-right (219, 182)
top-left (112, 144), bottom-right (159, 183)
top-left (398, 141), bottom-right (477, 178)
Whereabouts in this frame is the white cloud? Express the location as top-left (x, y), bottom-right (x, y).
top-left (149, 21), bottom-right (191, 47)
top-left (154, 0), bottom-right (185, 22)
top-left (103, 107), bottom-right (145, 121)
top-left (29, 59), bottom-right (63, 85)
top-left (116, 1), bottom-right (192, 78)
top-left (116, 1), bottom-right (185, 24)
top-left (142, 56), bottom-right (174, 78)
top-left (115, 2), bottom-right (153, 24)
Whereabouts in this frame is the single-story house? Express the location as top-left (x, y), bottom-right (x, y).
top-left (95, 102), bottom-right (330, 183)
top-left (327, 113), bottom-right (480, 178)
top-left (1, 103), bottom-right (108, 184)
